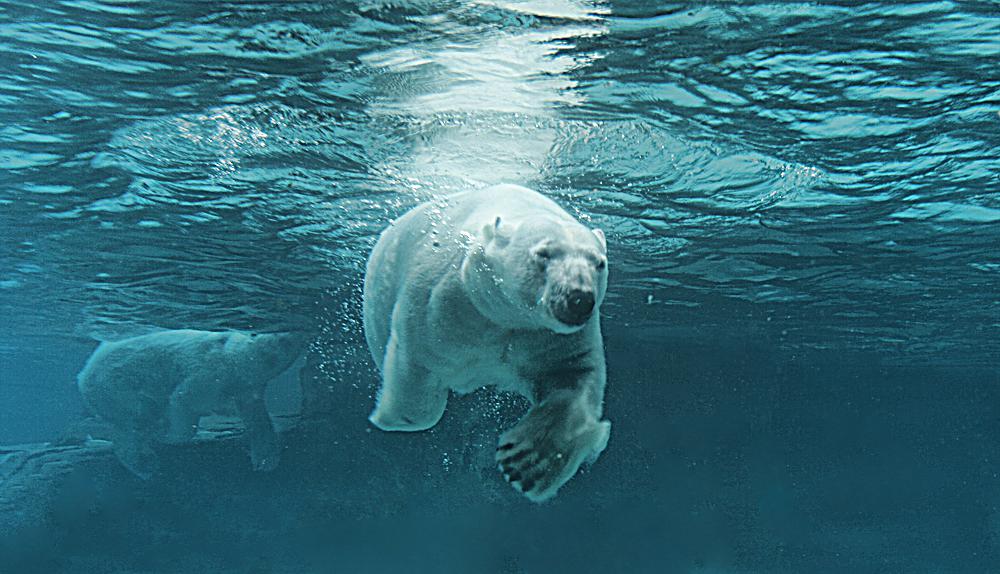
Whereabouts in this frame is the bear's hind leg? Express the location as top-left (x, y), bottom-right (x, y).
top-left (496, 389), bottom-right (611, 502)
top-left (369, 334), bottom-right (447, 432)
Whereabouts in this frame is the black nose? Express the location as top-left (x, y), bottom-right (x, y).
top-left (557, 289), bottom-right (595, 326)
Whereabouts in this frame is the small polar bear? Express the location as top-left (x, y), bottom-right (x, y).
top-left (77, 329), bottom-right (303, 479)
top-left (363, 184), bottom-right (611, 502)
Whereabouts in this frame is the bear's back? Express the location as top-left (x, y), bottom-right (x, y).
top-left (77, 331), bottom-right (233, 419)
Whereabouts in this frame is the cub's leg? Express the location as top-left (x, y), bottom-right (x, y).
top-left (369, 331), bottom-right (448, 432)
top-left (236, 391), bottom-right (281, 472)
top-left (163, 388), bottom-right (202, 444)
top-left (496, 389), bottom-right (611, 502)
top-left (110, 428), bottom-right (160, 480)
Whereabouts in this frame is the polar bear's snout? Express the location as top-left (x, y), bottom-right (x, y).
top-left (545, 254), bottom-right (601, 328)
top-left (553, 288), bottom-right (595, 326)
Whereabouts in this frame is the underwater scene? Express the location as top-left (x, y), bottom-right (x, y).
top-left (1, 1), bottom-right (999, 572)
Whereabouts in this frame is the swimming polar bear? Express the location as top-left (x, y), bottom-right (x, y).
top-left (363, 184), bottom-right (611, 502)
top-left (77, 330), bottom-right (303, 479)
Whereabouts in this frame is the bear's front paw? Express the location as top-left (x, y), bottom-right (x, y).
top-left (496, 402), bottom-right (610, 502)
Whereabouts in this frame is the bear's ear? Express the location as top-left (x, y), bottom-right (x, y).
top-left (482, 216), bottom-right (510, 247)
top-left (592, 228), bottom-right (607, 251)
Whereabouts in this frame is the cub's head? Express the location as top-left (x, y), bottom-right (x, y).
top-left (477, 215), bottom-right (608, 334)
top-left (231, 331), bottom-right (306, 379)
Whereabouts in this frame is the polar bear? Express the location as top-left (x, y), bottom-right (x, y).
top-left (76, 330), bottom-right (304, 479)
top-left (363, 184), bottom-right (611, 502)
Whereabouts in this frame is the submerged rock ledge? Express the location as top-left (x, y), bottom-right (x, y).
top-left (0, 405), bottom-right (515, 573)
top-left (0, 417), bottom-right (276, 541)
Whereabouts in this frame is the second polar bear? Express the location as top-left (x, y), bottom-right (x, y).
top-left (364, 184), bottom-right (611, 502)
top-left (77, 329), bottom-right (303, 478)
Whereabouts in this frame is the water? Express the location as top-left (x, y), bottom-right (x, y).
top-left (1, 0), bottom-right (998, 572)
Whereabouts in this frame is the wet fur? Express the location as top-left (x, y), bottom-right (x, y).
top-left (363, 184), bottom-right (611, 501)
top-left (77, 330), bottom-right (302, 478)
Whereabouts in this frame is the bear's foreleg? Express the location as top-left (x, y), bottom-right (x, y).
top-left (496, 388), bottom-right (611, 502)
top-left (164, 388), bottom-right (202, 444)
top-left (235, 391), bottom-right (281, 472)
top-left (110, 428), bottom-right (160, 480)
top-left (369, 332), bottom-right (448, 432)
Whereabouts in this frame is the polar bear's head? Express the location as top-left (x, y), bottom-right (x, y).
top-left (227, 331), bottom-right (306, 380)
top-left (474, 215), bottom-right (608, 334)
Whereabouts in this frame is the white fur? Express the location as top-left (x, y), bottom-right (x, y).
top-left (363, 184), bottom-right (611, 502)
top-left (77, 329), bottom-right (303, 478)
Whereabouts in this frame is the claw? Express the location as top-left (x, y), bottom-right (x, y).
top-left (496, 404), bottom-right (610, 502)
top-left (498, 448), bottom-right (531, 465)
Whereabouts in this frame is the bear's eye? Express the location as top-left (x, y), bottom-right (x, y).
top-left (533, 247), bottom-right (552, 261)
top-left (596, 258), bottom-right (606, 271)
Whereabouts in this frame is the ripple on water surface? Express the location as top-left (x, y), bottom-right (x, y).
top-left (0, 0), bottom-right (997, 365)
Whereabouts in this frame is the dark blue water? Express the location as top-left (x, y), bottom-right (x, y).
top-left (1, 1), bottom-right (999, 572)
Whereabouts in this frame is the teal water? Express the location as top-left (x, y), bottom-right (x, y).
top-left (1, 1), bottom-right (999, 572)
